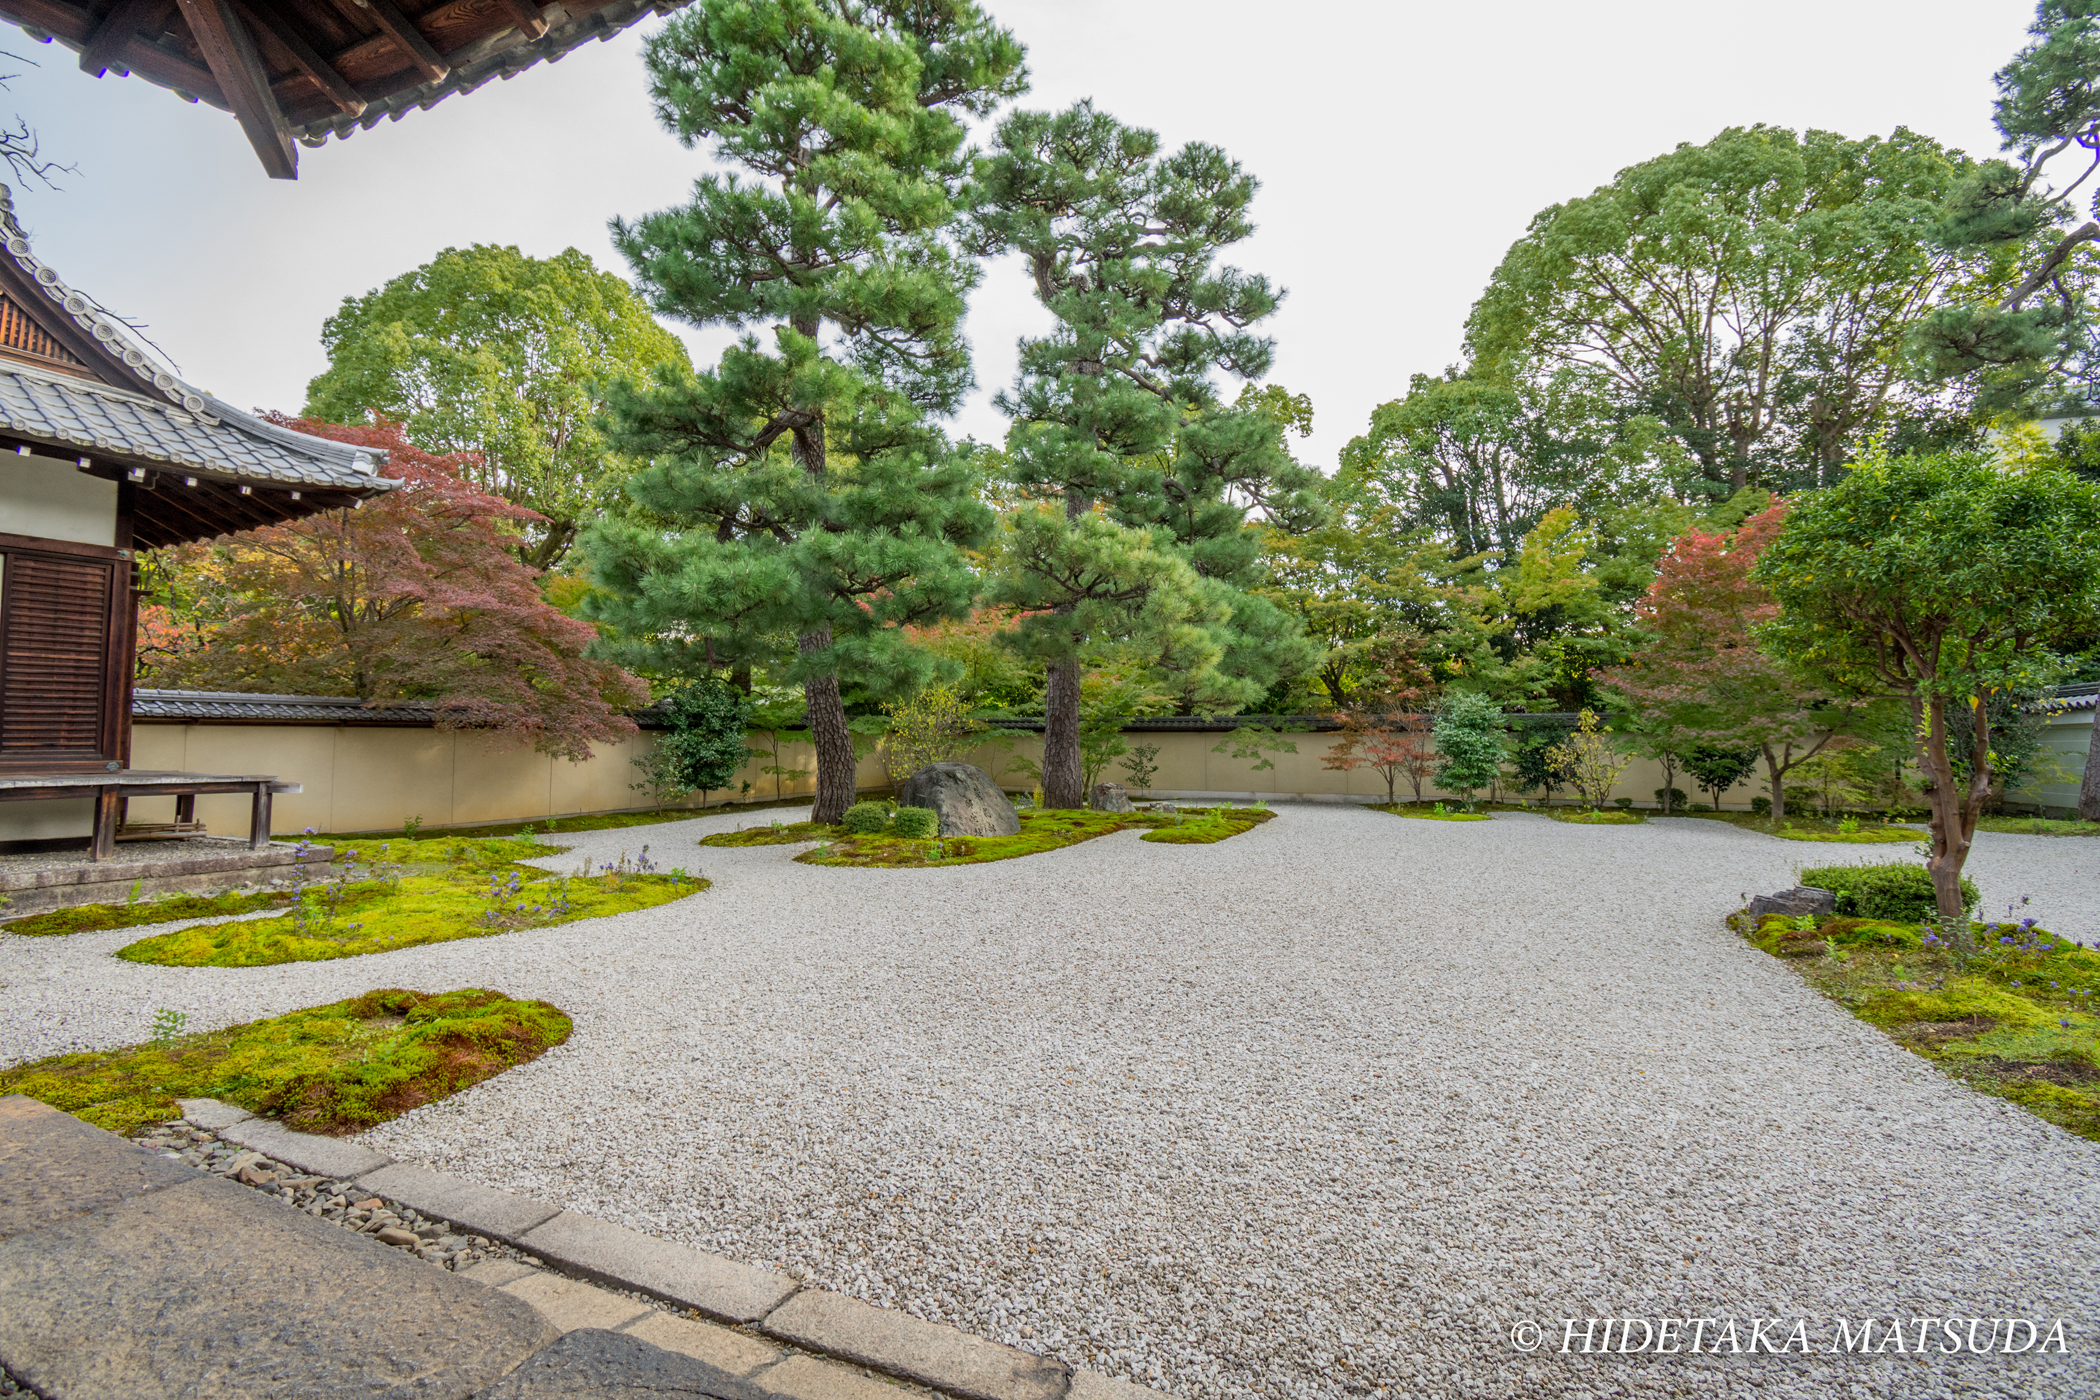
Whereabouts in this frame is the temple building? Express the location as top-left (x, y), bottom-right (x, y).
top-left (0, 185), bottom-right (396, 906)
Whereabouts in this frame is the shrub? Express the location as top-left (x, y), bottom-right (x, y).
top-left (1613, 796), bottom-right (1634, 809)
top-left (1799, 861), bottom-right (1979, 922)
top-left (1689, 801), bottom-right (1713, 811)
top-left (841, 801), bottom-right (891, 835)
top-left (891, 806), bottom-right (939, 839)
top-left (1751, 796), bottom-right (1772, 817)
top-left (1654, 786), bottom-right (1687, 812)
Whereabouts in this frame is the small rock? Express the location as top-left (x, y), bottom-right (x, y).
top-left (352, 1197), bottom-right (384, 1211)
top-left (375, 1226), bottom-right (418, 1248)
top-left (1088, 783), bottom-right (1135, 813)
top-left (1746, 886), bottom-right (1835, 920)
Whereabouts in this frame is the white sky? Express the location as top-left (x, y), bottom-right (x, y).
top-left (5, 0), bottom-right (2039, 474)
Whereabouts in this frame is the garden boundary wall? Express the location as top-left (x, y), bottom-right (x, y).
top-left (85, 691), bottom-right (1777, 840)
top-left (27, 686), bottom-right (2089, 842)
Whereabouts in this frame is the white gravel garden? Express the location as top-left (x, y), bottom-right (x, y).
top-left (5, 804), bottom-right (2098, 1399)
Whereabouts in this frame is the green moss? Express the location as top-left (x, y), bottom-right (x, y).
top-left (793, 807), bottom-right (1272, 867)
top-left (701, 821), bottom-right (837, 847)
top-left (1369, 804), bottom-right (1490, 822)
top-left (4, 887), bottom-right (298, 937)
top-left (1980, 1081), bottom-right (2100, 1137)
top-left (1681, 812), bottom-right (1925, 842)
top-left (0, 988), bottom-right (570, 1137)
top-left (115, 869), bottom-right (704, 968)
top-left (1975, 816), bottom-right (2100, 837)
top-left (1550, 809), bottom-right (1646, 825)
top-left (1857, 979), bottom-right (2053, 1030)
top-left (1137, 808), bottom-right (1275, 843)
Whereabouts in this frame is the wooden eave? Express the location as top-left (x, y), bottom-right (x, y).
top-left (0, 0), bottom-right (683, 178)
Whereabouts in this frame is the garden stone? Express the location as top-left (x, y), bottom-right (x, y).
top-left (897, 763), bottom-right (1020, 838)
top-left (1088, 783), bottom-right (1135, 813)
top-left (1746, 886), bottom-right (1836, 920)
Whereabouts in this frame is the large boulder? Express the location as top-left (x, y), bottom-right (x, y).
top-left (897, 763), bottom-right (1021, 838)
top-left (1089, 783), bottom-right (1135, 813)
top-left (1746, 886), bottom-right (1836, 920)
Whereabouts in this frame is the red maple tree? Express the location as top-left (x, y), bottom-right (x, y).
top-left (1599, 502), bottom-right (1859, 822)
top-left (1321, 640), bottom-right (1437, 804)
top-left (139, 417), bottom-right (646, 759)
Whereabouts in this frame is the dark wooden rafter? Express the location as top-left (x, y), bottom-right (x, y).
top-left (172, 0), bottom-right (295, 178)
top-left (76, 0), bottom-right (159, 76)
top-left (6, 0), bottom-right (228, 108)
top-left (357, 0), bottom-right (447, 83)
top-left (497, 0), bottom-right (545, 40)
top-left (230, 0), bottom-right (363, 115)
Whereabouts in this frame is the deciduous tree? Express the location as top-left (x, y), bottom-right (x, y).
top-left (1756, 448), bottom-right (2100, 949)
top-left (305, 245), bottom-right (689, 569)
top-left (1601, 504), bottom-right (1856, 823)
top-left (139, 418), bottom-right (646, 759)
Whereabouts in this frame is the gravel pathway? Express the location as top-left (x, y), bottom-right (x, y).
top-left (5, 808), bottom-right (2098, 1398)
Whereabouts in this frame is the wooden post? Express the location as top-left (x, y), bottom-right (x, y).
top-left (91, 787), bottom-right (121, 861)
top-left (175, 793), bottom-right (196, 824)
top-left (249, 783), bottom-right (273, 850)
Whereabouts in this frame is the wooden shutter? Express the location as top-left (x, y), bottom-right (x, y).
top-left (0, 551), bottom-right (115, 757)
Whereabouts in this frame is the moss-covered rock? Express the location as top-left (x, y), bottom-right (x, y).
top-left (0, 988), bottom-right (570, 1136)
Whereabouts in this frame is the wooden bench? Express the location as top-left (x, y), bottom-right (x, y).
top-left (0, 770), bottom-right (301, 861)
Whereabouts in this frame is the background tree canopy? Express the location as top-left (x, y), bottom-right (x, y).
top-left (304, 244), bottom-right (690, 570)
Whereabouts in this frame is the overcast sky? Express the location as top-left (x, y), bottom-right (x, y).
top-left (5, 0), bottom-right (2040, 474)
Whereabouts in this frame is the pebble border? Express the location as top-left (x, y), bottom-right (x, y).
top-left (136, 1101), bottom-right (1166, 1400)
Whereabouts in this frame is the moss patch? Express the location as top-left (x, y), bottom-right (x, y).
top-left (700, 821), bottom-right (836, 847)
top-left (1737, 909), bottom-right (2100, 1141)
top-left (1370, 804), bottom-right (1490, 822)
top-left (794, 806), bottom-right (1272, 867)
top-left (115, 866), bottom-right (702, 968)
top-left (1137, 806), bottom-right (1275, 844)
top-left (1975, 816), bottom-right (2100, 837)
top-left (1550, 809), bottom-right (1646, 825)
top-left (1677, 812), bottom-right (1924, 843)
top-left (0, 988), bottom-right (570, 1137)
top-left (4, 887), bottom-right (297, 937)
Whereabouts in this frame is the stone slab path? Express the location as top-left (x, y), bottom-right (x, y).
top-left (0, 1095), bottom-right (1152, 1400)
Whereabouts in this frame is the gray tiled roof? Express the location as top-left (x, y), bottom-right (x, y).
top-left (0, 186), bottom-right (395, 495)
top-left (133, 689), bottom-right (674, 729)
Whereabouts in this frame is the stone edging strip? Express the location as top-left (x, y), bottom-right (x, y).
top-left (181, 1100), bottom-right (1167, 1400)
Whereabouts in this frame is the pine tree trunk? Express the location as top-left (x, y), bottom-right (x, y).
top-left (1042, 654), bottom-right (1084, 809)
top-left (800, 629), bottom-right (856, 825)
top-left (2080, 710), bottom-right (2100, 821)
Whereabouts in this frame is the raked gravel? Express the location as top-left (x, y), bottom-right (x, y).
top-left (4, 807), bottom-right (2099, 1398)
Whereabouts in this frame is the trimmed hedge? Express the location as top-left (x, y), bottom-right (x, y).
top-left (891, 806), bottom-right (938, 839)
top-left (841, 801), bottom-right (891, 835)
top-left (1799, 861), bottom-right (1979, 922)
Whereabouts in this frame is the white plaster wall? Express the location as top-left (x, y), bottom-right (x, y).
top-left (0, 454), bottom-right (117, 546)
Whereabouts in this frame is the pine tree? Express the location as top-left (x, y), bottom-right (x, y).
top-left (581, 0), bottom-right (1026, 822)
top-left (965, 101), bottom-right (1321, 807)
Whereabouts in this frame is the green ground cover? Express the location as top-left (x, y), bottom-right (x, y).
top-left (1671, 811), bottom-right (1924, 842)
top-left (4, 887), bottom-right (295, 937)
top-left (0, 988), bottom-right (569, 1137)
top-left (1738, 908), bottom-right (2100, 1142)
top-left (701, 820), bottom-right (835, 847)
top-left (1975, 816), bottom-right (2100, 837)
top-left (1370, 803), bottom-right (1490, 822)
top-left (1550, 808), bottom-right (1647, 825)
top-left (784, 806), bottom-right (1273, 867)
top-left (115, 840), bottom-right (704, 967)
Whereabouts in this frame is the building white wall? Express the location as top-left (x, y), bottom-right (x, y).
top-left (0, 453), bottom-right (117, 546)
